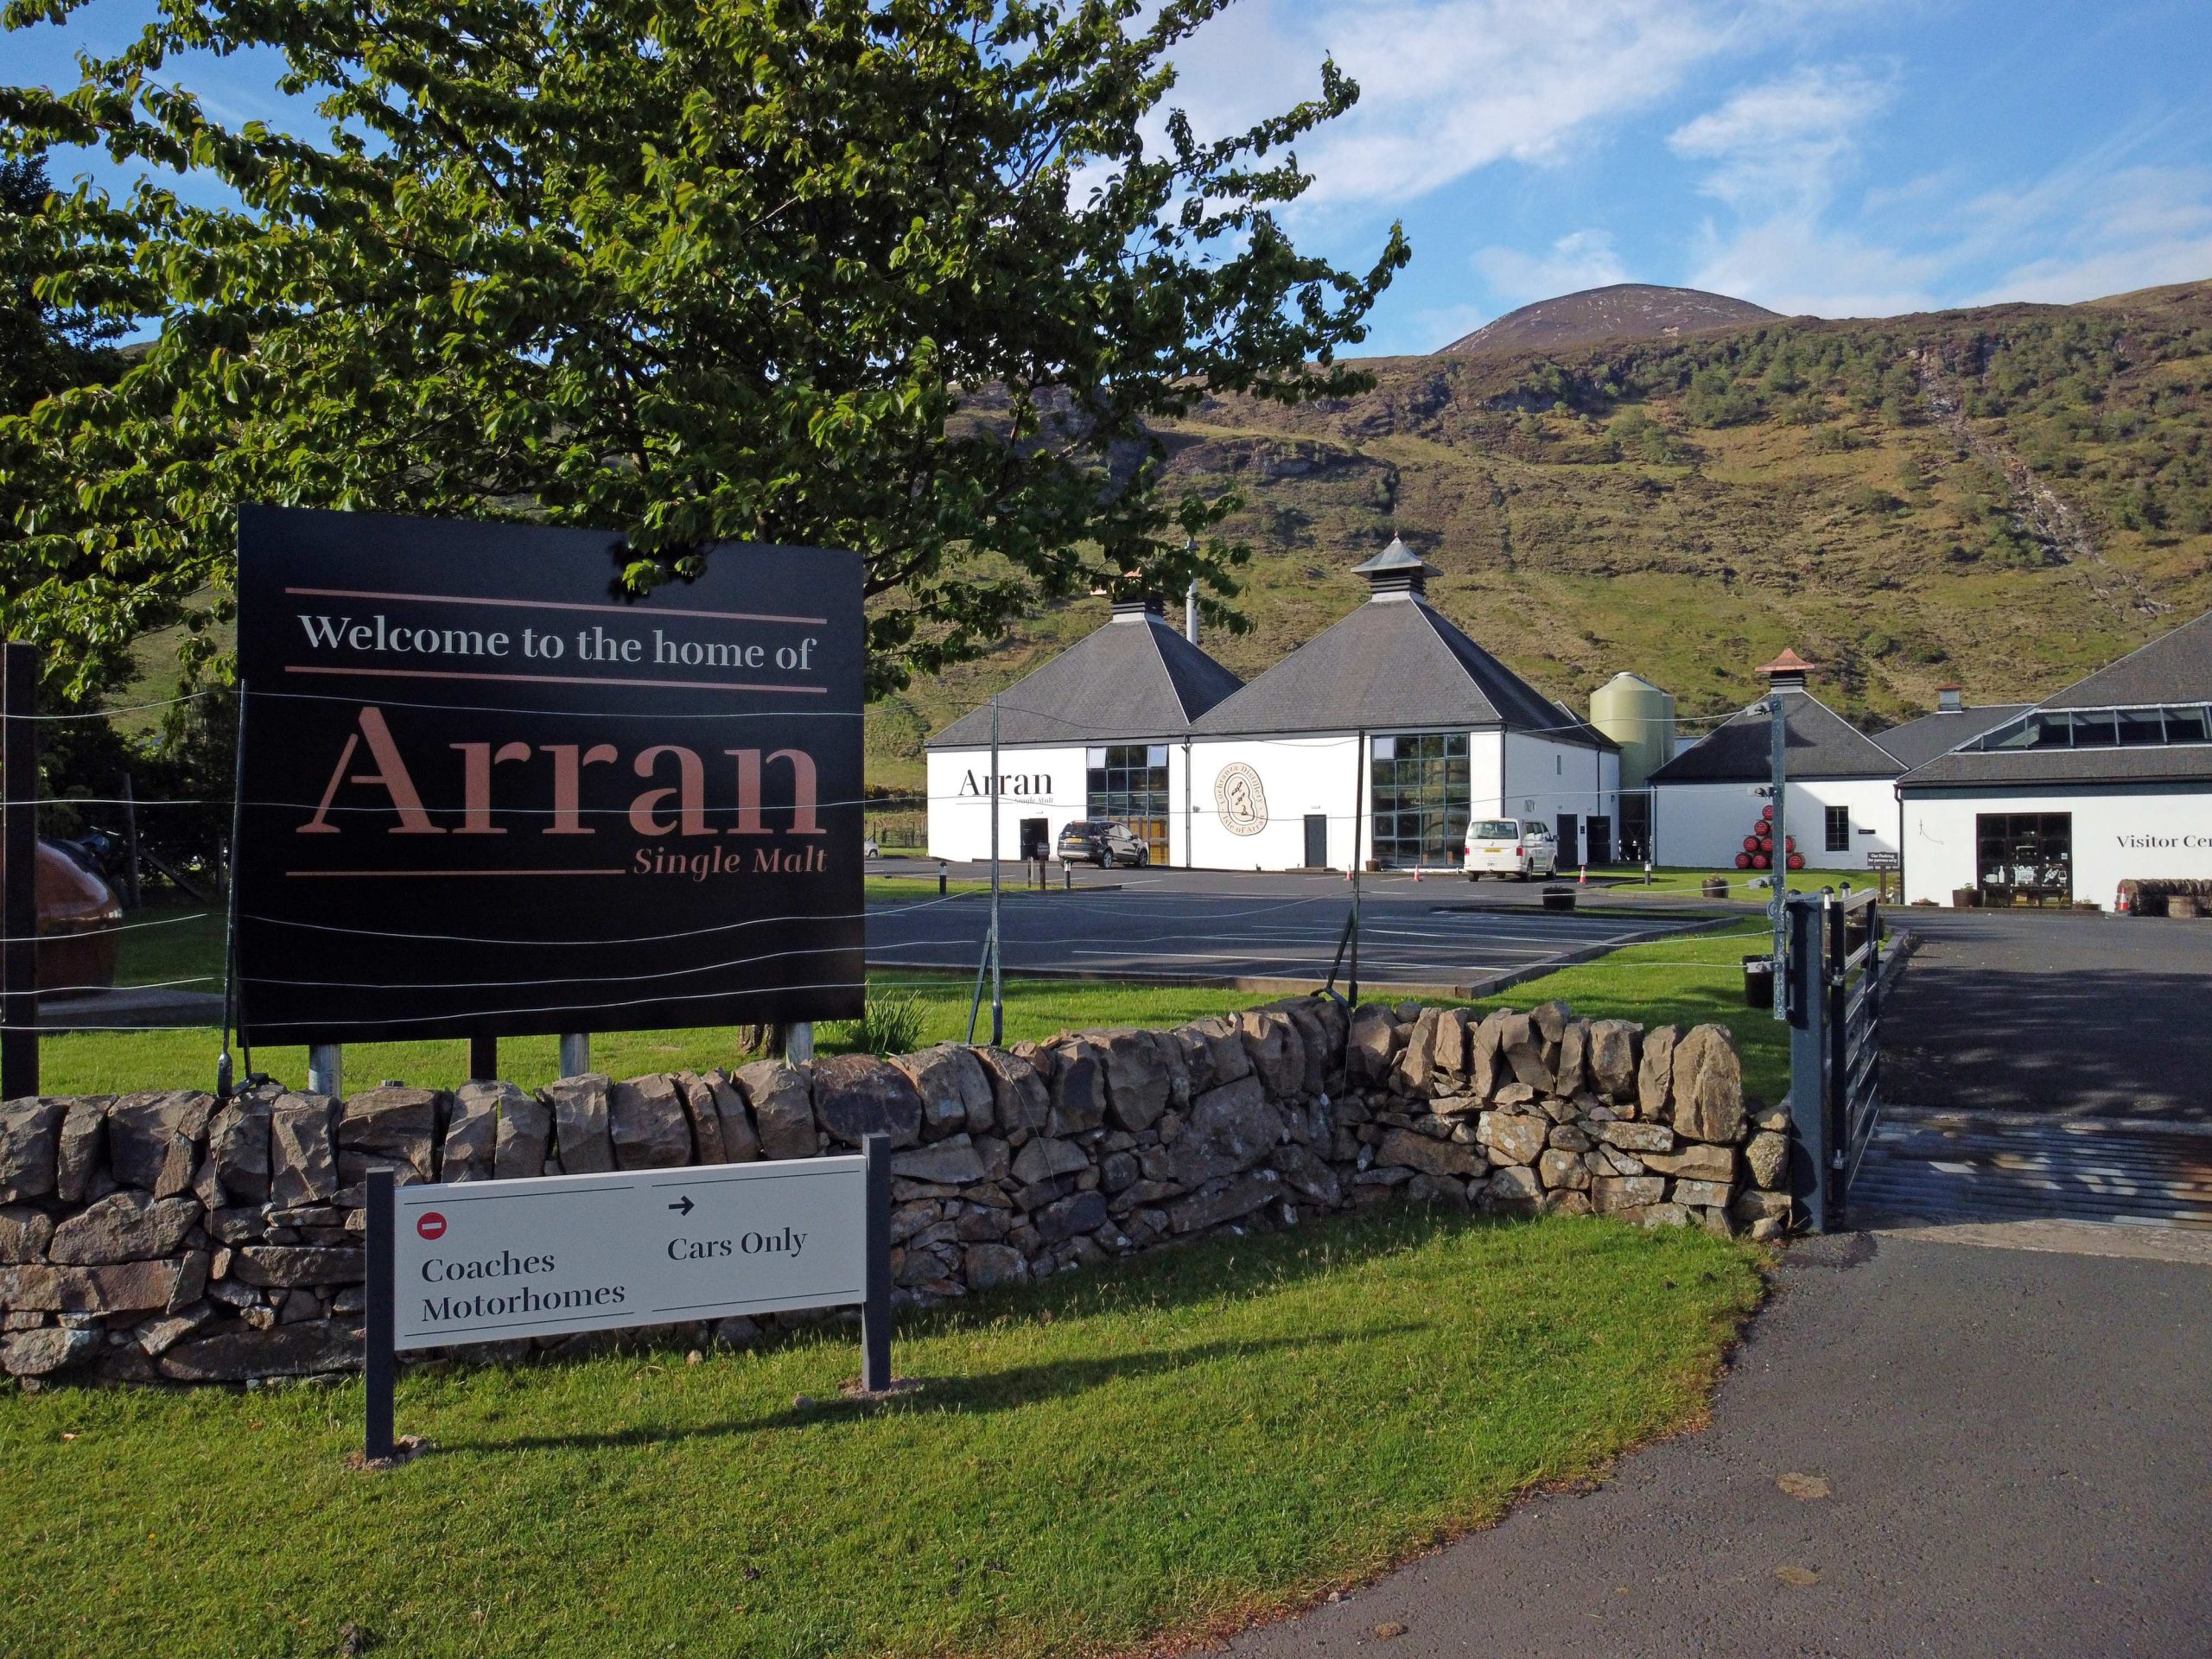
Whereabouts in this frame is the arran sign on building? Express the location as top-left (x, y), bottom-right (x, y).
top-left (234, 506), bottom-right (864, 1044)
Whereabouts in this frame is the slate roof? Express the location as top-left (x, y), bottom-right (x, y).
top-left (1897, 746), bottom-right (2212, 789)
top-left (1647, 690), bottom-right (1904, 784)
top-left (926, 609), bottom-right (1243, 749)
top-left (1901, 607), bottom-right (2212, 788)
top-left (1871, 704), bottom-right (2031, 769)
top-left (1186, 592), bottom-right (1614, 747)
top-left (2038, 608), bottom-right (2212, 709)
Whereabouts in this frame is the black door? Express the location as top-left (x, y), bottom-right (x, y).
top-left (1586, 815), bottom-right (1611, 865)
top-left (1304, 813), bottom-right (1328, 868)
top-left (1556, 813), bottom-right (1578, 867)
top-left (1019, 817), bottom-right (1049, 861)
top-left (1976, 813), bottom-right (2072, 906)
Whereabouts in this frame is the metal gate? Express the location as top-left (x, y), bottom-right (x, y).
top-left (1783, 889), bottom-right (1885, 1230)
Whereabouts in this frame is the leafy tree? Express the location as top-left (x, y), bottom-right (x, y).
top-left (0, 0), bottom-right (1407, 701)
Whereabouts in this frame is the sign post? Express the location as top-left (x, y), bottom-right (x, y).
top-left (361, 1136), bottom-right (893, 1461)
top-left (233, 507), bottom-right (865, 1048)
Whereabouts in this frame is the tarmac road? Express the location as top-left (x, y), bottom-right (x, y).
top-left (864, 867), bottom-right (1717, 995)
top-left (1228, 1230), bottom-right (2212, 1659)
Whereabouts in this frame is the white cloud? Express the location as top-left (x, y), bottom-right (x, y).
top-left (1163, 0), bottom-right (1766, 210)
top-left (1667, 63), bottom-right (1892, 211)
top-left (1967, 165), bottom-right (2212, 305)
top-left (1474, 229), bottom-right (1630, 303)
top-left (1682, 213), bottom-right (1942, 316)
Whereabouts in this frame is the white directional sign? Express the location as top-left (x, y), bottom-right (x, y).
top-left (390, 1157), bottom-right (868, 1351)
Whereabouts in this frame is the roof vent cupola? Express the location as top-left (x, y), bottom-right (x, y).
top-left (1758, 647), bottom-right (1815, 695)
top-left (1351, 537), bottom-right (1441, 601)
top-left (1109, 594), bottom-right (1166, 623)
top-left (1936, 684), bottom-right (1964, 714)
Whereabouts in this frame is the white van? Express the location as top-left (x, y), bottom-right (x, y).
top-left (1464, 818), bottom-right (1557, 880)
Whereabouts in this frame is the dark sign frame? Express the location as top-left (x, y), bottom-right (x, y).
top-left (234, 506), bottom-right (864, 1045)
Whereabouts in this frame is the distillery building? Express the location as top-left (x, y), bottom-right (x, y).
top-left (925, 539), bottom-right (1621, 872)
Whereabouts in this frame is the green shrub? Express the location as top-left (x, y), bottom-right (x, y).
top-left (839, 989), bottom-right (926, 1056)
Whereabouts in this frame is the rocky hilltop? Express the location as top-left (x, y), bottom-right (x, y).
top-left (869, 281), bottom-right (2212, 799)
top-left (1439, 283), bottom-right (1781, 357)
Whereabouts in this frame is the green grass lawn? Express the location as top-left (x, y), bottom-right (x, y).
top-left (0, 1208), bottom-right (1761, 1659)
top-left (1584, 864), bottom-right (1890, 899)
top-left (41, 969), bottom-right (1264, 1096)
top-left (65, 905), bottom-right (1788, 1100)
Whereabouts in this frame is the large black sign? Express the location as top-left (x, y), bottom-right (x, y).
top-left (234, 507), bottom-right (864, 1045)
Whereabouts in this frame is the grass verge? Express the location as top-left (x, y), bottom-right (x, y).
top-left (67, 908), bottom-right (1786, 1099)
top-left (37, 973), bottom-right (1266, 1096)
top-left (0, 1208), bottom-right (1761, 1659)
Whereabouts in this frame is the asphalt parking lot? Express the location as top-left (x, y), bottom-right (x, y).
top-left (865, 866), bottom-right (1719, 995)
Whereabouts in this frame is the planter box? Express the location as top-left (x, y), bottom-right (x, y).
top-left (1952, 887), bottom-right (1980, 908)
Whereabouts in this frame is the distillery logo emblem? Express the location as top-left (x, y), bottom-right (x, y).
top-left (1214, 763), bottom-right (1269, 836)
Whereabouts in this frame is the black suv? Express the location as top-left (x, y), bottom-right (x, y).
top-left (1056, 820), bottom-right (1151, 868)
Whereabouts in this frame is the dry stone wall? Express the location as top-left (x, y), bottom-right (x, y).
top-left (0, 998), bottom-right (1791, 1388)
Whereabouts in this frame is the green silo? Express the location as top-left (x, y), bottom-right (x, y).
top-left (1592, 672), bottom-right (1675, 862)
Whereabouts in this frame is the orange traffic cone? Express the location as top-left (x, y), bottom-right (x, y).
top-left (1413, 866), bottom-right (1422, 882)
top-left (1578, 864), bottom-right (1587, 885)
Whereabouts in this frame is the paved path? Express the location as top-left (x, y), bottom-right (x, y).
top-left (1859, 909), bottom-right (2212, 1230)
top-left (1229, 1230), bottom-right (2212, 1659)
top-left (866, 869), bottom-right (1713, 995)
top-left (1881, 910), bottom-right (2212, 1121)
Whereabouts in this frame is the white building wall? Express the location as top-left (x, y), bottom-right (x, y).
top-left (1902, 784), bottom-right (2212, 906)
top-left (1499, 734), bottom-right (1622, 866)
top-left (1188, 734), bottom-right (1363, 870)
top-left (925, 744), bottom-right (1091, 863)
top-left (1653, 777), bottom-right (1899, 870)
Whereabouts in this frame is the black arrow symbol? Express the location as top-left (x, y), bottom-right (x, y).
top-left (668, 1195), bottom-right (694, 1216)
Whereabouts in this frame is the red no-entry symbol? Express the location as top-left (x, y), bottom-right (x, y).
top-left (416, 1211), bottom-right (447, 1241)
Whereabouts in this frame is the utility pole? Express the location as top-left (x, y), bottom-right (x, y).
top-left (967, 694), bottom-right (1004, 1046)
top-left (988, 693), bottom-right (1002, 1045)
top-left (1769, 689), bottom-right (1788, 1020)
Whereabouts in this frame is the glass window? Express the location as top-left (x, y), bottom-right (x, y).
top-left (2165, 705), bottom-right (2210, 744)
top-left (2117, 708), bottom-right (2165, 746)
top-left (1824, 804), bottom-right (1850, 853)
top-left (1087, 743), bottom-right (1169, 860)
top-left (1369, 732), bottom-right (1470, 869)
top-left (2071, 710), bottom-right (2118, 747)
top-left (1471, 820), bottom-right (1520, 841)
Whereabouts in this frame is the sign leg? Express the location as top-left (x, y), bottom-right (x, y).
top-left (861, 1133), bottom-right (891, 1392)
top-left (3, 642), bottom-right (40, 1101)
top-left (558, 1032), bottom-right (589, 1077)
top-left (469, 1033), bottom-right (497, 1082)
top-left (308, 1043), bottom-right (342, 1099)
top-left (364, 1168), bottom-right (396, 1461)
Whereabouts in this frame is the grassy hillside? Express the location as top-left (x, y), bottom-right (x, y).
top-left (871, 280), bottom-right (2212, 798)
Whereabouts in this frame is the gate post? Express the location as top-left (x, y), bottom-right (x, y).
top-left (1783, 893), bottom-right (1829, 1233)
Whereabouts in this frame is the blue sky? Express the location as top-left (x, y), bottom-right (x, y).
top-left (10, 0), bottom-right (2210, 356)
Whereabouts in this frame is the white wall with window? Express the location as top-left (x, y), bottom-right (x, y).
top-left (1651, 777), bottom-right (1898, 871)
top-left (1897, 702), bottom-right (2212, 904)
top-left (1901, 785), bottom-right (2212, 906)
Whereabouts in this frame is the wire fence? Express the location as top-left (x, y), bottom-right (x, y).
top-left (6, 674), bottom-right (1767, 1097)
